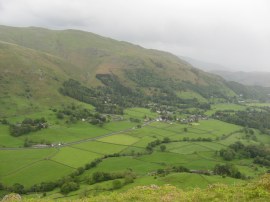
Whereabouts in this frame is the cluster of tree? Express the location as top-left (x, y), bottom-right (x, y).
top-left (55, 104), bottom-right (108, 126)
top-left (146, 136), bottom-right (214, 153)
top-left (60, 74), bottom-right (212, 116)
top-left (129, 117), bottom-right (141, 123)
top-left (182, 137), bottom-right (212, 142)
top-left (156, 166), bottom-right (191, 176)
top-left (146, 137), bottom-right (170, 153)
top-left (225, 81), bottom-right (270, 101)
top-left (23, 138), bottom-right (51, 147)
top-left (219, 141), bottom-right (270, 167)
top-left (87, 171), bottom-right (135, 189)
top-left (9, 118), bottom-right (48, 137)
top-left (1, 149), bottom-right (143, 196)
top-left (213, 108), bottom-right (270, 134)
top-left (213, 163), bottom-right (245, 179)
top-left (60, 181), bottom-right (80, 195)
top-left (126, 67), bottom-right (229, 102)
top-left (0, 119), bottom-right (9, 125)
top-left (0, 157), bottom-right (103, 196)
top-left (59, 77), bottom-right (143, 114)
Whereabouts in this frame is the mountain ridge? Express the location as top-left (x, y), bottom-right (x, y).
top-left (0, 25), bottom-right (270, 117)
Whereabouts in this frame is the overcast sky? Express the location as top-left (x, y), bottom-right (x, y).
top-left (0, 0), bottom-right (269, 71)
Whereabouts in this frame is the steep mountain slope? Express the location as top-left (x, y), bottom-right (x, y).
top-left (0, 40), bottom-right (81, 117)
top-left (0, 25), bottom-right (269, 116)
top-left (0, 25), bottom-right (229, 87)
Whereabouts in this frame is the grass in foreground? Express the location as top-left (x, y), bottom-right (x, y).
top-left (3, 174), bottom-right (270, 201)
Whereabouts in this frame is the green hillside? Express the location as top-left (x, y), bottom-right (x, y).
top-left (1, 25), bottom-right (270, 117)
top-left (0, 25), bottom-right (236, 107)
top-left (0, 40), bottom-right (87, 117)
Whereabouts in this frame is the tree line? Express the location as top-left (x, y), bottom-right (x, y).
top-left (218, 141), bottom-right (270, 167)
top-left (213, 107), bottom-right (270, 134)
top-left (9, 118), bottom-right (48, 137)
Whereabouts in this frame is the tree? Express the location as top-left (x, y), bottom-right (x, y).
top-left (124, 175), bottom-right (134, 184)
top-left (9, 183), bottom-right (25, 194)
top-left (213, 163), bottom-right (243, 179)
top-left (60, 182), bottom-right (79, 194)
top-left (160, 145), bottom-right (166, 152)
top-left (220, 149), bottom-right (236, 161)
top-left (0, 182), bottom-right (4, 190)
top-left (163, 137), bottom-right (170, 143)
top-left (112, 180), bottom-right (122, 189)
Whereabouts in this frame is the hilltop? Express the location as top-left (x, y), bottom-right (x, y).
top-left (1, 25), bottom-right (270, 117)
top-left (0, 25), bottom-right (234, 116)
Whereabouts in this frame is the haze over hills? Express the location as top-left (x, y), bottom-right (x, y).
top-left (179, 56), bottom-right (232, 72)
top-left (211, 71), bottom-right (270, 88)
top-left (181, 55), bottom-right (270, 88)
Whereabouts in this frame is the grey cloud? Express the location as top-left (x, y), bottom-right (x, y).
top-left (0, 0), bottom-right (269, 71)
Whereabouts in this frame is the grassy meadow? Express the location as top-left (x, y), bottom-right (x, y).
top-left (0, 105), bottom-right (269, 200)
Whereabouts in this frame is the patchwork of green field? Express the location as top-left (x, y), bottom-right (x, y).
top-left (124, 108), bottom-right (157, 120)
top-left (149, 121), bottom-right (174, 128)
top-left (139, 126), bottom-right (179, 138)
top-left (1, 160), bottom-right (74, 188)
top-left (133, 136), bottom-right (157, 147)
top-left (102, 121), bottom-right (136, 132)
top-left (126, 127), bottom-right (166, 139)
top-left (169, 144), bottom-right (213, 154)
top-left (98, 134), bottom-right (139, 145)
top-left (190, 119), bottom-right (241, 135)
top-left (136, 152), bottom-right (220, 170)
top-left (81, 156), bottom-right (164, 176)
top-left (18, 122), bottom-right (112, 144)
top-left (218, 132), bottom-right (258, 146)
top-left (161, 141), bottom-right (192, 151)
top-left (205, 103), bottom-right (247, 115)
top-left (0, 148), bottom-right (57, 177)
top-left (194, 142), bottom-right (227, 150)
top-left (119, 146), bottom-right (146, 155)
top-left (176, 91), bottom-right (207, 103)
top-left (1, 104), bottom-right (270, 198)
top-left (51, 147), bottom-right (102, 168)
top-left (72, 141), bottom-right (127, 154)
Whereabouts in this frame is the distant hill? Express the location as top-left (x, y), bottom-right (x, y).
top-left (0, 25), bottom-right (270, 116)
top-left (179, 56), bottom-right (232, 72)
top-left (212, 70), bottom-right (270, 87)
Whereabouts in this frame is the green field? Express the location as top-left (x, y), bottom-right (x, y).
top-left (1, 160), bottom-right (74, 187)
top-left (0, 104), bottom-right (270, 199)
top-left (51, 147), bottom-right (102, 168)
top-left (124, 108), bottom-right (157, 119)
top-left (72, 141), bottom-right (127, 154)
top-left (176, 91), bottom-right (207, 103)
top-left (98, 134), bottom-right (139, 145)
top-left (205, 103), bottom-right (247, 115)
